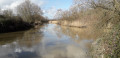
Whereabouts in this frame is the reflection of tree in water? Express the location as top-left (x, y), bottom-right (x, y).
top-left (54, 25), bottom-right (103, 43)
top-left (53, 25), bottom-right (63, 39)
top-left (18, 26), bottom-right (44, 48)
top-left (0, 25), bottom-right (44, 58)
top-left (0, 25), bottom-right (44, 47)
top-left (0, 31), bottom-right (24, 45)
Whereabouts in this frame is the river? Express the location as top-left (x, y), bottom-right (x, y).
top-left (0, 24), bottom-right (101, 58)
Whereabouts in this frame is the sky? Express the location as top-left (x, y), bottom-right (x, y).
top-left (0, 0), bottom-right (73, 19)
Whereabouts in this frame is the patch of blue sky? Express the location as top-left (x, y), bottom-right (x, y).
top-left (41, 0), bottom-right (73, 19)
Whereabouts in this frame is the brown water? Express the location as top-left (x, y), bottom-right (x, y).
top-left (0, 24), bottom-right (100, 58)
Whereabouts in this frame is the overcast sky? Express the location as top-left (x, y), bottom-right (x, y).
top-left (0, 0), bottom-right (73, 19)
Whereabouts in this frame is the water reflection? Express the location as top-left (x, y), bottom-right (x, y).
top-left (55, 25), bottom-right (102, 43)
top-left (0, 25), bottom-right (43, 58)
top-left (0, 24), bottom-right (101, 58)
top-left (0, 31), bottom-right (24, 45)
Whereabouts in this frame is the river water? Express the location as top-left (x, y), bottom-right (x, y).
top-left (0, 24), bottom-right (100, 58)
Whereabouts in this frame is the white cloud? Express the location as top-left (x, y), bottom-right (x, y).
top-left (0, 0), bottom-right (44, 10)
top-left (0, 0), bottom-right (22, 10)
top-left (44, 7), bottom-right (57, 19)
top-left (31, 0), bottom-right (44, 6)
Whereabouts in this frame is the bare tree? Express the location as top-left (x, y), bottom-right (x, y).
top-left (0, 8), bottom-right (1, 15)
top-left (89, 0), bottom-right (120, 13)
top-left (17, 0), bottom-right (43, 23)
top-left (54, 9), bottom-right (63, 19)
top-left (2, 9), bottom-right (13, 18)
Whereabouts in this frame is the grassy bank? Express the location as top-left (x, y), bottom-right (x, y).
top-left (92, 23), bottom-right (120, 58)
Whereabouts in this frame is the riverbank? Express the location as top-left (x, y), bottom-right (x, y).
top-left (49, 20), bottom-right (92, 28)
top-left (0, 19), bottom-right (33, 33)
top-left (91, 28), bottom-right (120, 58)
top-left (0, 15), bottom-right (48, 33)
top-left (0, 19), bottom-right (48, 33)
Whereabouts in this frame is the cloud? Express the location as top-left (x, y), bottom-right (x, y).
top-left (31, 0), bottom-right (45, 6)
top-left (0, 0), bottom-right (22, 10)
top-left (43, 7), bottom-right (57, 19)
top-left (0, 0), bottom-right (45, 10)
